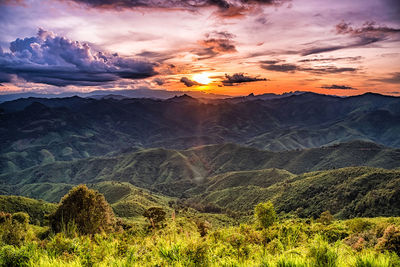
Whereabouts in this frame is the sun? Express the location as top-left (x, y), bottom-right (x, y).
top-left (192, 73), bottom-right (211, 85)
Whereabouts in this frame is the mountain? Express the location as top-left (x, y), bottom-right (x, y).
top-left (1, 140), bottom-right (400, 200)
top-left (193, 166), bottom-right (400, 218)
top-left (1, 92), bottom-right (400, 173)
top-left (0, 88), bottom-right (228, 103)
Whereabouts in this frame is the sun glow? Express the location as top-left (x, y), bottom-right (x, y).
top-left (192, 73), bottom-right (211, 85)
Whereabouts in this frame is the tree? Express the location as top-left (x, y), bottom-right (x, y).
top-left (50, 184), bottom-right (116, 235)
top-left (254, 201), bottom-right (276, 229)
top-left (143, 207), bottom-right (166, 229)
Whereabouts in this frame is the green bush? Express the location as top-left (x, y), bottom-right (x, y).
top-left (308, 239), bottom-right (338, 267)
top-left (0, 245), bottom-right (36, 267)
top-left (143, 207), bottom-right (166, 229)
top-left (0, 212), bottom-right (30, 246)
top-left (254, 202), bottom-right (276, 229)
top-left (49, 185), bottom-right (116, 235)
top-left (317, 211), bottom-right (334, 225)
top-left (12, 212), bottom-right (29, 225)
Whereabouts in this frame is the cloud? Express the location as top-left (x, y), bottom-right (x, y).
top-left (320, 84), bottom-right (357, 90)
top-left (0, 29), bottom-right (156, 86)
top-left (262, 63), bottom-right (298, 72)
top-left (180, 77), bottom-right (201, 87)
top-left (260, 61), bottom-right (357, 74)
top-left (335, 21), bottom-right (400, 36)
top-left (194, 31), bottom-right (237, 59)
top-left (298, 56), bottom-right (362, 63)
top-left (153, 77), bottom-right (165, 85)
top-left (372, 72), bottom-right (400, 84)
top-left (222, 73), bottom-right (267, 86)
top-left (67, 0), bottom-right (289, 18)
top-left (301, 21), bottom-right (400, 56)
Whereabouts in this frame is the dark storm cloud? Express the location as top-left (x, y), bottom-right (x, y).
top-left (260, 61), bottom-right (357, 74)
top-left (180, 77), bottom-right (201, 87)
top-left (302, 21), bottom-right (400, 56)
top-left (0, 29), bottom-right (156, 86)
top-left (321, 84), bottom-right (357, 90)
top-left (372, 72), bottom-right (400, 84)
top-left (67, 0), bottom-right (289, 17)
top-left (222, 73), bottom-right (267, 86)
top-left (193, 31), bottom-right (237, 59)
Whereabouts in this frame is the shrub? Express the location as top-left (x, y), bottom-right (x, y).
top-left (184, 241), bottom-right (209, 265)
top-left (143, 207), bottom-right (166, 229)
top-left (12, 212), bottom-right (29, 225)
top-left (196, 220), bottom-right (211, 237)
top-left (0, 212), bottom-right (30, 246)
top-left (308, 239), bottom-right (338, 267)
top-left (317, 211), bottom-right (334, 225)
top-left (49, 184), bottom-right (116, 235)
top-left (254, 202), bottom-right (276, 229)
top-left (376, 225), bottom-right (400, 255)
top-left (0, 245), bottom-right (36, 267)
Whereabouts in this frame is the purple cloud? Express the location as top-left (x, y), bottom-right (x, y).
top-left (222, 73), bottom-right (267, 86)
top-left (194, 31), bottom-right (237, 59)
top-left (321, 84), bottom-right (357, 90)
top-left (302, 21), bottom-right (400, 56)
top-left (67, 0), bottom-right (289, 18)
top-left (260, 61), bottom-right (357, 74)
top-left (0, 29), bottom-right (156, 86)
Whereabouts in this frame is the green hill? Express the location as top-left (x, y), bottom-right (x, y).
top-left (1, 141), bottom-right (399, 198)
top-left (195, 167), bottom-right (400, 219)
top-left (0, 195), bottom-right (56, 225)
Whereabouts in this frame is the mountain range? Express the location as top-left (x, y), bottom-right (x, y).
top-left (1, 91), bottom-right (400, 219)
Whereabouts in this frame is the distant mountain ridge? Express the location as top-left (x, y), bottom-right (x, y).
top-left (0, 88), bottom-right (229, 103)
top-left (1, 92), bottom-right (400, 172)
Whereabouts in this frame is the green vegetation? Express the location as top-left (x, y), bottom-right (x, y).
top-left (1, 94), bottom-right (400, 265)
top-left (1, 93), bottom-right (400, 173)
top-left (254, 201), bottom-right (276, 229)
top-left (50, 185), bottom-right (116, 235)
top-left (0, 190), bottom-right (400, 266)
top-left (0, 195), bottom-right (55, 225)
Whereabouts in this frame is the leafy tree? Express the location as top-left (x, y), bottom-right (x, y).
top-left (143, 207), bottom-right (166, 228)
top-left (254, 201), bottom-right (277, 229)
top-left (50, 184), bottom-right (116, 235)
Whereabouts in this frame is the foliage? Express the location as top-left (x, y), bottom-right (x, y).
top-left (0, 212), bottom-right (30, 246)
top-left (0, 196), bottom-right (55, 225)
top-left (49, 185), bottom-right (116, 235)
top-left (143, 207), bottom-right (166, 229)
top-left (376, 225), bottom-right (400, 255)
top-left (0, 210), bottom-right (399, 266)
top-left (317, 211), bottom-right (334, 225)
top-left (255, 201), bottom-right (276, 229)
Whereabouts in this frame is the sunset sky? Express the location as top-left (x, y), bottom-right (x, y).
top-left (0, 0), bottom-right (399, 96)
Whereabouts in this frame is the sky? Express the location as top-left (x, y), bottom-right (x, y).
top-left (0, 0), bottom-right (399, 96)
